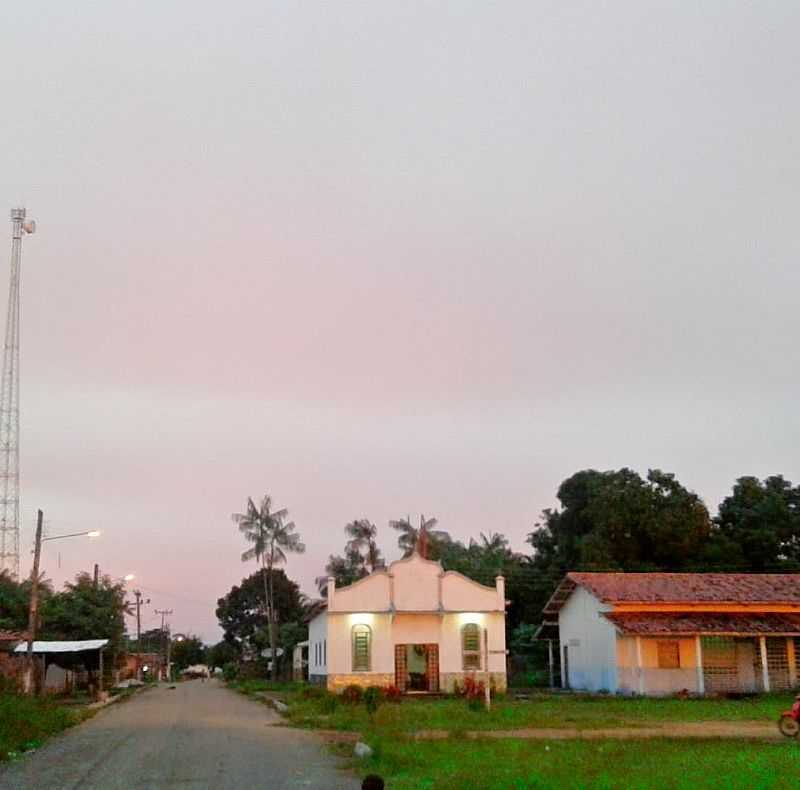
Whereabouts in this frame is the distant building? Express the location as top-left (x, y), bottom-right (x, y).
top-left (308, 552), bottom-right (507, 694)
top-left (543, 572), bottom-right (800, 695)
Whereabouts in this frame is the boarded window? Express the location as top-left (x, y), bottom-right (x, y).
top-left (462, 623), bottom-right (481, 671)
top-left (657, 641), bottom-right (680, 669)
top-left (352, 625), bottom-right (371, 672)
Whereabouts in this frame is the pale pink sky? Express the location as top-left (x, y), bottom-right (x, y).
top-left (2, 2), bottom-right (799, 640)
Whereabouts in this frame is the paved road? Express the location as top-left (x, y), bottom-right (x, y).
top-left (0, 680), bottom-right (360, 789)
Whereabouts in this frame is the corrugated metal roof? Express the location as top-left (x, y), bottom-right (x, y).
top-left (14, 639), bottom-right (109, 654)
top-left (604, 611), bottom-right (800, 636)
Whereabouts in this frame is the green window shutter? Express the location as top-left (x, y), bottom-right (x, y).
top-left (462, 624), bottom-right (481, 670)
top-left (352, 626), bottom-right (371, 672)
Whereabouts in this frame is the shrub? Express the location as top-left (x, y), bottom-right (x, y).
top-left (222, 662), bottom-right (239, 682)
top-left (384, 684), bottom-right (402, 703)
top-left (341, 684), bottom-right (363, 704)
top-left (461, 675), bottom-right (487, 711)
top-left (301, 686), bottom-right (325, 699)
top-left (320, 692), bottom-right (339, 714)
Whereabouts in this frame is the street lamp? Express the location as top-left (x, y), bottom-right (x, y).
top-left (40, 529), bottom-right (101, 543)
top-left (24, 512), bottom-right (102, 694)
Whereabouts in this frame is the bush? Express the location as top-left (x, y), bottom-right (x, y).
top-left (222, 662), bottom-right (239, 682)
top-left (341, 684), bottom-right (363, 704)
top-left (461, 675), bottom-right (487, 711)
top-left (384, 684), bottom-right (402, 703)
top-left (301, 686), bottom-right (325, 699)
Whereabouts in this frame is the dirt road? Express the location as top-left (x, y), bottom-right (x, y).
top-left (0, 680), bottom-right (359, 790)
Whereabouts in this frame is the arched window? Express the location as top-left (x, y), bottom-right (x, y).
top-left (352, 624), bottom-right (372, 672)
top-left (462, 623), bottom-right (481, 670)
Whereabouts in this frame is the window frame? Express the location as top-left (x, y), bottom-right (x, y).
top-left (461, 623), bottom-right (482, 671)
top-left (656, 640), bottom-right (681, 669)
top-left (351, 624), bottom-right (372, 672)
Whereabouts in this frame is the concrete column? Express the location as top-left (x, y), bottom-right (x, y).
top-left (635, 636), bottom-right (645, 695)
top-left (327, 577), bottom-right (335, 608)
top-left (695, 636), bottom-right (705, 695)
top-left (787, 638), bottom-right (797, 688)
top-left (759, 636), bottom-right (770, 692)
top-left (495, 576), bottom-right (506, 612)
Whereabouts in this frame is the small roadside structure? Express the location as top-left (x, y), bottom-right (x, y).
top-left (542, 572), bottom-right (800, 695)
top-left (308, 552), bottom-right (507, 694)
top-left (14, 639), bottom-right (110, 694)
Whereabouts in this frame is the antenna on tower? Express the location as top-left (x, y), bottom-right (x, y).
top-left (0, 208), bottom-right (35, 580)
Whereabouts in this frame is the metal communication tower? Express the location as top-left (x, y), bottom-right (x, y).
top-left (0, 208), bottom-right (35, 579)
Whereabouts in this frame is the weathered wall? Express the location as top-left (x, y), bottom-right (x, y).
top-left (559, 586), bottom-right (617, 692)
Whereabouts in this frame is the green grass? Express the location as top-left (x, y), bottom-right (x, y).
top-left (0, 693), bottom-right (83, 761)
top-left (353, 737), bottom-right (800, 789)
top-left (268, 690), bottom-right (795, 735)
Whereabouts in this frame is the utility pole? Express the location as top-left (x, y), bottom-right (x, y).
top-left (133, 589), bottom-right (148, 680)
top-left (93, 563), bottom-right (99, 588)
top-left (23, 509), bottom-right (43, 694)
top-left (155, 608), bottom-right (173, 681)
top-left (0, 208), bottom-right (35, 580)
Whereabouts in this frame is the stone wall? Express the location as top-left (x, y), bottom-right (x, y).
top-left (327, 673), bottom-right (395, 693)
top-left (440, 671), bottom-right (507, 694)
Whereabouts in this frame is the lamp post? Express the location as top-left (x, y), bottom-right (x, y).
top-left (23, 511), bottom-right (101, 694)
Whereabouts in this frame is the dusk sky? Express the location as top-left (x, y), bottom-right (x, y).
top-left (1, 2), bottom-right (798, 641)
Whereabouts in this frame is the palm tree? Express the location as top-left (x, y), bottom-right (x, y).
top-left (233, 495), bottom-right (305, 680)
top-left (390, 514), bottom-right (450, 559)
top-left (344, 519), bottom-right (383, 572)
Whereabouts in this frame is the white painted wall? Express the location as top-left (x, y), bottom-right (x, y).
top-left (441, 572), bottom-right (501, 611)
top-left (327, 612), bottom-right (394, 675)
top-left (392, 555), bottom-right (441, 611)
top-left (308, 611), bottom-right (327, 676)
top-left (440, 612), bottom-right (506, 673)
top-left (558, 586), bottom-right (618, 692)
top-left (330, 572), bottom-right (391, 612)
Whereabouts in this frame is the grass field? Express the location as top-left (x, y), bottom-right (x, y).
top-left (0, 693), bottom-right (83, 761)
top-left (350, 737), bottom-right (800, 789)
top-left (231, 681), bottom-right (793, 734)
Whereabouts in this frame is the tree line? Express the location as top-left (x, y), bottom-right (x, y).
top-left (212, 469), bottom-right (800, 676)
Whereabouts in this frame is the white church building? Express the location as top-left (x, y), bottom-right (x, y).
top-left (307, 552), bottom-right (508, 694)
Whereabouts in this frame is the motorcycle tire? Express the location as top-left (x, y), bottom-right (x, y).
top-left (778, 715), bottom-right (800, 738)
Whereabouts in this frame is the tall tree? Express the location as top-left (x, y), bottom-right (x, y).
top-left (390, 514), bottom-right (450, 559)
top-left (345, 519), bottom-right (383, 572)
top-left (316, 547), bottom-right (367, 595)
top-left (216, 569), bottom-right (305, 653)
top-left (233, 495), bottom-right (305, 680)
top-left (712, 475), bottom-right (800, 571)
top-left (41, 573), bottom-right (129, 655)
top-left (527, 468), bottom-right (712, 619)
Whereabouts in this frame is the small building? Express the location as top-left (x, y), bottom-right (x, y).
top-left (308, 552), bottom-right (507, 694)
top-left (543, 572), bottom-right (800, 695)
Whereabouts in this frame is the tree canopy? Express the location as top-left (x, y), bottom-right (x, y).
top-left (216, 569), bottom-right (305, 653)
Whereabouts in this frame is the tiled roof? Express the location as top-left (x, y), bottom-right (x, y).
top-left (604, 611), bottom-right (800, 636)
top-left (568, 572), bottom-right (800, 605)
top-left (0, 630), bottom-right (27, 642)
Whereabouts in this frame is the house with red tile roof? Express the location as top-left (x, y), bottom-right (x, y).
top-left (542, 573), bottom-right (800, 695)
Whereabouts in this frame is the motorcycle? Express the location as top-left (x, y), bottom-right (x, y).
top-left (778, 694), bottom-right (800, 738)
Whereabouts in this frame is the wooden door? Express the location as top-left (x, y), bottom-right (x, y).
top-left (395, 644), bottom-right (407, 692)
top-left (426, 644), bottom-right (439, 692)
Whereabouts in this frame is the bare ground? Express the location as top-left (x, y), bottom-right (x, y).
top-left (0, 679), bottom-right (359, 790)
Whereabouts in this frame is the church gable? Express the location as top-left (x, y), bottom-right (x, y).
top-left (392, 553), bottom-right (441, 611)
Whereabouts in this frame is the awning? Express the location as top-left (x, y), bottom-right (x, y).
top-left (14, 639), bottom-right (109, 654)
top-left (604, 612), bottom-right (800, 637)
